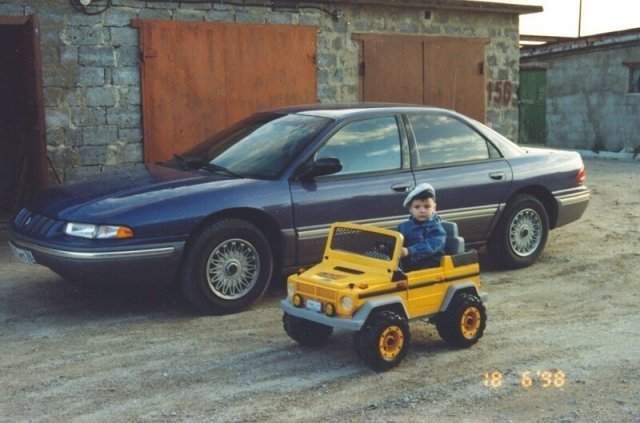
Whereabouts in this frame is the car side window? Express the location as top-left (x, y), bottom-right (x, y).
top-left (315, 116), bottom-right (402, 176)
top-left (408, 113), bottom-right (494, 167)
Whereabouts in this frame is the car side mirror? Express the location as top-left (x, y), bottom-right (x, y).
top-left (298, 157), bottom-right (342, 180)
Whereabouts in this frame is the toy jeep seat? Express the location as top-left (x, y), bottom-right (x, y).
top-left (441, 220), bottom-right (465, 254)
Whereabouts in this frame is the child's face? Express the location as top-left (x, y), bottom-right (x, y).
top-left (409, 197), bottom-right (436, 222)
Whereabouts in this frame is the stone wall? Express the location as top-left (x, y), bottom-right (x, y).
top-left (1, 1), bottom-right (520, 182)
top-left (536, 46), bottom-right (640, 152)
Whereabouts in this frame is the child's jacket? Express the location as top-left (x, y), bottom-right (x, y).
top-left (397, 214), bottom-right (447, 269)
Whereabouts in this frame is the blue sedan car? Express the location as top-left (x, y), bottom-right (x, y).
top-left (8, 105), bottom-right (590, 314)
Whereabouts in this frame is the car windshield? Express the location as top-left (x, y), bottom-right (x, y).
top-left (177, 113), bottom-right (332, 179)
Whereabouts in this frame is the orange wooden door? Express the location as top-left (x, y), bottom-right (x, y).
top-left (360, 34), bottom-right (423, 104)
top-left (423, 37), bottom-right (487, 122)
top-left (359, 34), bottom-right (487, 122)
top-left (137, 20), bottom-right (317, 163)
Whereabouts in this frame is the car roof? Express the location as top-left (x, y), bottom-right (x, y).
top-left (271, 103), bottom-right (455, 119)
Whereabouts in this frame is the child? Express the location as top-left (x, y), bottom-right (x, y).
top-left (397, 182), bottom-right (446, 271)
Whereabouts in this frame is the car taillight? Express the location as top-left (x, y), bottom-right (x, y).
top-left (576, 166), bottom-right (586, 184)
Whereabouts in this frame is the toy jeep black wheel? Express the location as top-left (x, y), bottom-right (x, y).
top-left (435, 292), bottom-right (486, 348)
top-left (355, 310), bottom-right (410, 371)
top-left (283, 313), bottom-right (333, 347)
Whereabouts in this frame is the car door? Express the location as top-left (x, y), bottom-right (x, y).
top-left (290, 115), bottom-right (415, 265)
top-left (405, 112), bottom-right (513, 244)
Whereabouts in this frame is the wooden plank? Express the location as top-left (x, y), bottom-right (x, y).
top-left (423, 37), bottom-right (487, 121)
top-left (360, 34), bottom-right (423, 104)
top-left (27, 16), bottom-right (48, 189)
top-left (354, 33), bottom-right (488, 120)
top-left (223, 23), bottom-right (317, 125)
top-left (0, 16), bottom-right (30, 25)
top-left (138, 21), bottom-right (317, 163)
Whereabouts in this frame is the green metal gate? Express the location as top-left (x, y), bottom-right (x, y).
top-left (519, 69), bottom-right (546, 145)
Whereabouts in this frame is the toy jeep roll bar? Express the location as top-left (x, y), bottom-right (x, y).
top-left (281, 221), bottom-right (487, 371)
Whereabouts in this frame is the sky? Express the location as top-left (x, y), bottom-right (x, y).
top-left (480, 0), bottom-right (640, 37)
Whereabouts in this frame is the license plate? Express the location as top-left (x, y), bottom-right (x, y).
top-left (9, 243), bottom-right (36, 265)
top-left (305, 299), bottom-right (322, 313)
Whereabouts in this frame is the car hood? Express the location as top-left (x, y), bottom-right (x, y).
top-left (28, 164), bottom-right (234, 220)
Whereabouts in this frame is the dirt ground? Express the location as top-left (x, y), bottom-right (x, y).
top-left (1, 158), bottom-right (638, 423)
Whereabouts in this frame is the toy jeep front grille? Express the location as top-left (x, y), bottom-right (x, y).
top-left (296, 282), bottom-right (338, 302)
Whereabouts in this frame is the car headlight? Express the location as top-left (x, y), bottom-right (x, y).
top-left (340, 296), bottom-right (353, 311)
top-left (65, 223), bottom-right (134, 239)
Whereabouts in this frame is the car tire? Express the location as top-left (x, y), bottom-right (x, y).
top-left (180, 218), bottom-right (273, 314)
top-left (489, 194), bottom-right (549, 269)
top-left (355, 310), bottom-right (410, 371)
top-left (435, 292), bottom-right (486, 348)
top-left (283, 313), bottom-right (333, 347)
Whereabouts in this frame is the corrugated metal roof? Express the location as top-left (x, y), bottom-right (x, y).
top-left (522, 27), bottom-right (640, 59)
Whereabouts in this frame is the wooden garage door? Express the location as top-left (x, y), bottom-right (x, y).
top-left (136, 20), bottom-right (317, 163)
top-left (356, 34), bottom-right (487, 122)
top-left (360, 35), bottom-right (424, 104)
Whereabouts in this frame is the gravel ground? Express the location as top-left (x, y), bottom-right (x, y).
top-left (1, 158), bottom-right (638, 423)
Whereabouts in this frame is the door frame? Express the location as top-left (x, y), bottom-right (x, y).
top-left (0, 15), bottom-right (48, 209)
top-left (518, 64), bottom-right (548, 145)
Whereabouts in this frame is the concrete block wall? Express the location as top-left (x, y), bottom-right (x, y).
top-left (542, 46), bottom-right (640, 153)
top-left (1, 1), bottom-right (520, 182)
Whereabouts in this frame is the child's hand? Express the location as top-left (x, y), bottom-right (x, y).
top-left (402, 247), bottom-right (409, 257)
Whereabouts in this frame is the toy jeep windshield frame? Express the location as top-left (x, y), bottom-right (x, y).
top-left (324, 222), bottom-right (404, 274)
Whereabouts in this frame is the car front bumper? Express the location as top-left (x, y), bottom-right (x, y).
top-left (8, 232), bottom-right (185, 284)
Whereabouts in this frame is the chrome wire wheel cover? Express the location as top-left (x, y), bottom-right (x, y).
top-left (206, 238), bottom-right (260, 300)
top-left (508, 208), bottom-right (542, 257)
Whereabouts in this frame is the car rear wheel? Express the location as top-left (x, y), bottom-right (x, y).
top-left (489, 194), bottom-right (549, 269)
top-left (180, 219), bottom-right (273, 314)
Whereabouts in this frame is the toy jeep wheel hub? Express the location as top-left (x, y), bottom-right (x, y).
top-left (460, 307), bottom-right (482, 339)
top-left (378, 326), bottom-right (404, 361)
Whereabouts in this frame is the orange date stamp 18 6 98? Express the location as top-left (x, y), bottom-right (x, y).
top-left (483, 370), bottom-right (567, 389)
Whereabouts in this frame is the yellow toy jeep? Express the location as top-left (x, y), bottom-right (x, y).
top-left (281, 221), bottom-right (487, 371)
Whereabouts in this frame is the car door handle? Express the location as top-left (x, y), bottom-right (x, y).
top-left (391, 183), bottom-right (411, 192)
top-left (489, 172), bottom-right (504, 180)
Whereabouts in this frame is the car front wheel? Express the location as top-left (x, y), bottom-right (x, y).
top-left (180, 219), bottom-right (273, 314)
top-left (489, 194), bottom-right (549, 269)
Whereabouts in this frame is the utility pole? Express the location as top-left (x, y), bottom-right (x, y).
top-left (578, 0), bottom-right (583, 37)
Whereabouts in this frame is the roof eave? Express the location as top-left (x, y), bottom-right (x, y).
top-left (289, 1), bottom-right (542, 15)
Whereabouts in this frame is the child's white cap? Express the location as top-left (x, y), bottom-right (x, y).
top-left (403, 182), bottom-right (436, 208)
